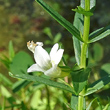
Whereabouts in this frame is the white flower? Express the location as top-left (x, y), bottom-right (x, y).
top-left (27, 41), bottom-right (64, 78)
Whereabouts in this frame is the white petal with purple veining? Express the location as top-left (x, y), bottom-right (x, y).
top-left (27, 64), bottom-right (45, 72)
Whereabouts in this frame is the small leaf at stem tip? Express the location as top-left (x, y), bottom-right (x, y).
top-left (72, 6), bottom-right (93, 16)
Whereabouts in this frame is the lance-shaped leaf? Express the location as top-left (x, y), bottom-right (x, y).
top-left (86, 98), bottom-right (97, 110)
top-left (0, 73), bottom-right (12, 86)
top-left (89, 25), bottom-right (110, 43)
top-left (81, 0), bottom-right (96, 9)
top-left (103, 103), bottom-right (110, 110)
top-left (72, 12), bottom-right (83, 65)
top-left (12, 80), bottom-right (31, 93)
top-left (9, 72), bottom-right (74, 94)
top-left (85, 75), bottom-right (110, 96)
top-left (71, 95), bottom-right (78, 110)
top-left (35, 0), bottom-right (83, 42)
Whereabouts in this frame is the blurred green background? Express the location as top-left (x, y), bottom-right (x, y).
top-left (0, 0), bottom-right (110, 109)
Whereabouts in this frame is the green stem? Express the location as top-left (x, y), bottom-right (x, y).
top-left (78, 0), bottom-right (90, 110)
top-left (46, 86), bottom-right (50, 110)
top-left (80, 0), bottom-right (90, 68)
top-left (2, 97), bottom-right (6, 110)
top-left (78, 89), bottom-right (85, 110)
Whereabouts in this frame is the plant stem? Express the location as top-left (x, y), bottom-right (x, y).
top-left (78, 0), bottom-right (90, 110)
top-left (78, 89), bottom-right (85, 110)
top-left (46, 85), bottom-right (51, 110)
top-left (80, 0), bottom-right (90, 68)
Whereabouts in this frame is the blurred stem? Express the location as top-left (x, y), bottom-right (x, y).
top-left (78, 0), bottom-right (90, 110)
top-left (21, 89), bottom-right (26, 103)
top-left (2, 97), bottom-right (6, 110)
top-left (46, 85), bottom-right (51, 110)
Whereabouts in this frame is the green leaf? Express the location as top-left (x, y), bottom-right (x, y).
top-left (45, 40), bottom-right (53, 45)
top-left (71, 68), bottom-right (91, 94)
top-left (53, 33), bottom-right (62, 43)
top-left (21, 102), bottom-right (28, 110)
top-left (72, 6), bottom-right (93, 16)
top-left (9, 72), bottom-right (74, 94)
top-left (7, 97), bottom-right (16, 105)
top-left (72, 12), bottom-right (83, 65)
top-left (85, 75), bottom-right (110, 96)
top-left (30, 90), bottom-right (42, 109)
top-left (1, 85), bottom-right (11, 98)
top-left (12, 80), bottom-right (31, 93)
top-left (35, 0), bottom-right (83, 42)
top-left (93, 43), bottom-right (103, 62)
top-left (97, 98), bottom-right (103, 110)
top-left (100, 63), bottom-right (110, 78)
top-left (43, 27), bottom-right (53, 40)
top-left (89, 25), bottom-right (110, 43)
top-left (0, 73), bottom-right (12, 86)
top-left (86, 98), bottom-right (97, 110)
top-left (101, 63), bottom-right (110, 74)
top-left (10, 51), bottom-right (34, 75)
top-left (0, 55), bottom-right (10, 69)
top-left (70, 95), bottom-right (78, 110)
top-left (64, 102), bottom-right (74, 110)
top-left (103, 103), bottom-right (110, 110)
top-left (81, 0), bottom-right (96, 9)
top-left (9, 41), bottom-right (15, 61)
top-left (90, 0), bottom-right (96, 13)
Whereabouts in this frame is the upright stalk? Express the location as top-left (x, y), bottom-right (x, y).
top-left (78, 0), bottom-right (90, 109)
top-left (80, 0), bottom-right (90, 68)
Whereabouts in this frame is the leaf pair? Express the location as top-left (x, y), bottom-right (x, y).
top-left (89, 25), bottom-right (110, 43)
top-left (71, 68), bottom-right (91, 94)
top-left (72, 6), bottom-right (93, 16)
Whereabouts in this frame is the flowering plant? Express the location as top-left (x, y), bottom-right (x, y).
top-left (9, 0), bottom-right (110, 109)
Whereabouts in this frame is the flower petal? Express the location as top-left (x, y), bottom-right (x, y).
top-left (44, 65), bottom-right (61, 78)
top-left (27, 64), bottom-right (45, 73)
top-left (34, 46), bottom-right (51, 70)
top-left (55, 49), bottom-right (64, 64)
top-left (36, 42), bottom-right (43, 46)
top-left (50, 43), bottom-right (59, 59)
